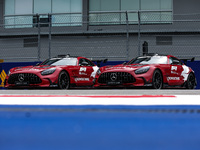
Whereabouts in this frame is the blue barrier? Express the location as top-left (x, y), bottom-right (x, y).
top-left (0, 61), bottom-right (200, 89)
top-left (1, 105), bottom-right (200, 150)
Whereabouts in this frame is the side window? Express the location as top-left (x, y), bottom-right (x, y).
top-left (85, 59), bottom-right (95, 66)
top-left (79, 59), bottom-right (94, 66)
top-left (170, 57), bottom-right (182, 65)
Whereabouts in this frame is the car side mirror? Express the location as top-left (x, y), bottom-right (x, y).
top-left (122, 62), bottom-right (127, 65)
top-left (80, 61), bottom-right (89, 66)
top-left (35, 63), bottom-right (40, 66)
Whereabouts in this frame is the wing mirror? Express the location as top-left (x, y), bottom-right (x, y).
top-left (35, 63), bottom-right (40, 66)
top-left (122, 62), bottom-right (127, 65)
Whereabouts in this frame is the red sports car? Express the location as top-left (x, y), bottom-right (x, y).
top-left (94, 54), bottom-right (197, 89)
top-left (4, 55), bottom-right (99, 89)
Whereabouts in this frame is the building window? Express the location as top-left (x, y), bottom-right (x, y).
top-left (89, 0), bottom-right (172, 25)
top-left (140, 0), bottom-right (172, 24)
top-left (51, 0), bottom-right (82, 26)
top-left (5, 0), bottom-right (33, 28)
top-left (156, 36), bottom-right (172, 45)
top-left (4, 0), bottom-right (82, 28)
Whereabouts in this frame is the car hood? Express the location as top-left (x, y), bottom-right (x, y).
top-left (10, 65), bottom-right (57, 73)
top-left (101, 64), bottom-right (150, 72)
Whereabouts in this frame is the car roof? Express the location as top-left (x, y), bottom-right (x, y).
top-left (141, 53), bottom-right (180, 59)
top-left (51, 55), bottom-right (95, 63)
top-left (53, 54), bottom-right (79, 58)
top-left (143, 53), bottom-right (166, 57)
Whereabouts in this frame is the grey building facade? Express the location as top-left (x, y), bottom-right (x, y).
top-left (0, 0), bottom-right (200, 62)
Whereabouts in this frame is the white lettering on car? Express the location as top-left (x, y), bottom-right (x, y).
top-left (75, 78), bottom-right (89, 82)
top-left (171, 66), bottom-right (177, 71)
top-left (79, 67), bottom-right (87, 75)
top-left (167, 77), bottom-right (180, 81)
top-left (171, 71), bottom-right (178, 75)
top-left (79, 72), bottom-right (87, 75)
top-left (80, 67), bottom-right (86, 72)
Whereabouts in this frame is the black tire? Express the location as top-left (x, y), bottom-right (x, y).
top-left (186, 73), bottom-right (196, 89)
top-left (58, 71), bottom-right (70, 89)
top-left (152, 70), bottom-right (163, 89)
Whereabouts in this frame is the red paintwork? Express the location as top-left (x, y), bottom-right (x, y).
top-left (4, 56), bottom-right (98, 88)
top-left (94, 55), bottom-right (196, 88)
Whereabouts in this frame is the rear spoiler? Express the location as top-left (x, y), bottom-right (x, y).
top-left (180, 57), bottom-right (195, 64)
top-left (92, 59), bottom-right (108, 67)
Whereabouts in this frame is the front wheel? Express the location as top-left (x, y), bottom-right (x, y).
top-left (58, 71), bottom-right (70, 89)
top-left (186, 73), bottom-right (196, 89)
top-left (152, 70), bottom-right (163, 89)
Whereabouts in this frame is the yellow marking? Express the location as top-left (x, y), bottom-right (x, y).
top-left (0, 70), bottom-right (7, 87)
top-left (2, 70), bottom-right (6, 78)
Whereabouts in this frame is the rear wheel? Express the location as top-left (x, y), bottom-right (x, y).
top-left (186, 73), bottom-right (196, 89)
top-left (58, 71), bottom-right (70, 89)
top-left (152, 70), bottom-right (163, 89)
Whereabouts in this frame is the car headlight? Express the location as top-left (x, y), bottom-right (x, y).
top-left (7, 70), bottom-right (11, 76)
top-left (41, 68), bottom-right (56, 76)
top-left (135, 66), bottom-right (150, 74)
top-left (96, 69), bottom-right (101, 75)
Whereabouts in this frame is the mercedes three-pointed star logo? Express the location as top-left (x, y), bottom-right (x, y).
top-left (110, 73), bottom-right (117, 81)
top-left (18, 74), bottom-right (25, 82)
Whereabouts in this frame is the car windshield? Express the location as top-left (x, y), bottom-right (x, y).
top-left (128, 56), bottom-right (168, 65)
top-left (40, 58), bottom-right (77, 66)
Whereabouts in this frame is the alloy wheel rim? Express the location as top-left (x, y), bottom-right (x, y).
top-left (154, 73), bottom-right (162, 89)
top-left (60, 74), bottom-right (69, 89)
top-left (188, 75), bottom-right (195, 89)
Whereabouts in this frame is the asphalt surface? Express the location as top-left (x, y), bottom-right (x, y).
top-left (0, 89), bottom-right (199, 95)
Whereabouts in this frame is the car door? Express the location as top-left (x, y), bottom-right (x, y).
top-left (168, 57), bottom-right (184, 85)
top-left (76, 58), bottom-right (98, 86)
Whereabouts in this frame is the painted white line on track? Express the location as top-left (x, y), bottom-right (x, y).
top-left (0, 95), bottom-right (200, 106)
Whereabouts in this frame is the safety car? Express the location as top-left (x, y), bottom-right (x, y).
top-left (94, 54), bottom-right (197, 89)
top-left (4, 55), bottom-right (99, 89)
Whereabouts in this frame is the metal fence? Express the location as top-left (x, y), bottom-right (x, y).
top-left (0, 11), bottom-right (200, 62)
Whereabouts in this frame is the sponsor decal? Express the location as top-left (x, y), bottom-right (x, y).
top-left (79, 67), bottom-right (87, 75)
top-left (171, 66), bottom-right (177, 71)
top-left (167, 77), bottom-right (180, 81)
top-left (0, 70), bottom-right (7, 87)
top-left (75, 78), bottom-right (89, 82)
top-left (80, 67), bottom-right (86, 72)
top-left (79, 72), bottom-right (87, 75)
top-left (171, 71), bottom-right (178, 75)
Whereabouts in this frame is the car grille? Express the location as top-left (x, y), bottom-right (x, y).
top-left (8, 73), bottom-right (42, 84)
top-left (98, 72), bottom-right (135, 84)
